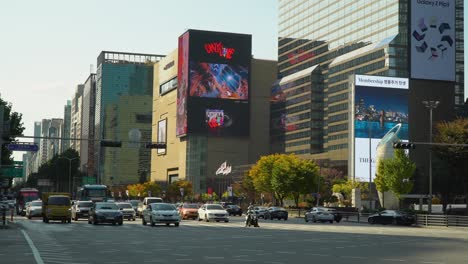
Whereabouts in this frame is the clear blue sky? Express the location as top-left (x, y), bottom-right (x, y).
top-left (0, 0), bottom-right (278, 160)
top-left (0, 1), bottom-right (466, 161)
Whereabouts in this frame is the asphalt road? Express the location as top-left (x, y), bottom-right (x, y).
top-left (1, 215), bottom-right (468, 264)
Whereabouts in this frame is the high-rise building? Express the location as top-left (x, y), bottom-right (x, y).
top-left (150, 30), bottom-right (277, 194)
top-left (94, 51), bottom-right (164, 186)
top-left (33, 121), bottom-right (41, 145)
top-left (62, 100), bottom-right (72, 152)
top-left (71, 85), bottom-right (84, 152)
top-left (81, 74), bottom-right (96, 176)
top-left (275, 0), bottom-right (464, 174)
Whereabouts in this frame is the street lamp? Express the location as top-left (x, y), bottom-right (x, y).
top-left (422, 100), bottom-right (439, 214)
top-left (59, 157), bottom-right (79, 194)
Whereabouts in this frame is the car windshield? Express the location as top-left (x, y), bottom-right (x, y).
top-left (270, 207), bottom-right (284, 211)
top-left (117, 203), bottom-right (133, 209)
top-left (183, 204), bottom-right (198, 209)
top-left (207, 205), bottom-right (224, 210)
top-left (153, 204), bottom-right (176, 211)
top-left (31, 201), bottom-right (42, 206)
top-left (228, 205), bottom-right (239, 209)
top-left (146, 198), bottom-right (163, 204)
top-left (129, 201), bottom-right (139, 206)
top-left (78, 202), bottom-right (93, 207)
top-left (87, 189), bottom-right (107, 197)
top-left (48, 196), bottom-right (70, 206)
top-left (96, 203), bottom-right (119, 210)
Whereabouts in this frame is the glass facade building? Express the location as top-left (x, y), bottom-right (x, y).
top-left (81, 74), bottom-right (96, 175)
top-left (95, 51), bottom-right (164, 186)
top-left (276, 0), bottom-right (464, 168)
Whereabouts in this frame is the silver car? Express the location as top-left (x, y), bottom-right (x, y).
top-left (72, 201), bottom-right (93, 221)
top-left (116, 202), bottom-right (136, 221)
top-left (142, 203), bottom-right (180, 227)
top-left (305, 207), bottom-right (335, 223)
top-left (26, 200), bottom-right (42, 219)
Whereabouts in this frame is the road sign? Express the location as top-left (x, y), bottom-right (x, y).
top-left (7, 143), bottom-right (39, 152)
top-left (1, 167), bottom-right (23, 178)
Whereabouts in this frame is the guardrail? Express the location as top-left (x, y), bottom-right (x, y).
top-left (416, 214), bottom-right (468, 227)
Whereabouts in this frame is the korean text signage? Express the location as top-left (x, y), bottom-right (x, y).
top-left (410, 0), bottom-right (455, 81)
top-left (176, 29), bottom-right (252, 137)
top-left (352, 75), bottom-right (409, 182)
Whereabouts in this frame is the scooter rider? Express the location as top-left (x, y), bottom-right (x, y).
top-left (245, 203), bottom-right (255, 227)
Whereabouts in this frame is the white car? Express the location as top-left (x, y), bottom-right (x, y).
top-left (26, 200), bottom-right (43, 219)
top-left (142, 203), bottom-right (180, 227)
top-left (305, 207), bottom-right (335, 223)
top-left (198, 204), bottom-right (229, 222)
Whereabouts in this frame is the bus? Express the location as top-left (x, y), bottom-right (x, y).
top-left (76, 185), bottom-right (109, 203)
top-left (16, 188), bottom-right (40, 215)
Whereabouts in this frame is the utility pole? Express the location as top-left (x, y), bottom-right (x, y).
top-left (422, 100), bottom-right (439, 214)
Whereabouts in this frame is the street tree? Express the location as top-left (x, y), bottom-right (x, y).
top-left (271, 154), bottom-right (294, 206)
top-left (127, 183), bottom-right (145, 198)
top-left (375, 159), bottom-right (390, 208)
top-left (1, 98), bottom-right (26, 176)
top-left (248, 154), bottom-right (281, 194)
top-left (380, 149), bottom-right (416, 203)
top-left (432, 118), bottom-right (468, 211)
top-left (167, 180), bottom-right (193, 202)
top-left (332, 179), bottom-right (367, 206)
top-left (232, 172), bottom-right (257, 203)
top-left (143, 181), bottom-right (163, 197)
top-left (289, 157), bottom-right (319, 208)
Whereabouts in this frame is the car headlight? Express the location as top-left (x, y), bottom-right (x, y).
top-left (76, 209), bottom-right (80, 212)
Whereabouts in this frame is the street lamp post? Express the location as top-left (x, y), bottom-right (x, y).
top-left (59, 157), bottom-right (79, 194)
top-left (422, 100), bottom-right (439, 214)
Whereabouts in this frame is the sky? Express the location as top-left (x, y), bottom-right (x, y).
top-left (0, 1), bottom-right (466, 161)
top-left (0, 0), bottom-right (278, 160)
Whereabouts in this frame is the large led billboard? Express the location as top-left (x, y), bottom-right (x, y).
top-left (350, 75), bottom-right (409, 182)
top-left (410, 0), bottom-right (455, 81)
top-left (176, 29), bottom-right (251, 137)
top-left (176, 32), bottom-right (189, 137)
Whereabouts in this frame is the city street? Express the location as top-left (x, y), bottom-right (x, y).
top-left (1, 216), bottom-right (467, 264)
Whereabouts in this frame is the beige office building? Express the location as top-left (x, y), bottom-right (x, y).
top-left (151, 49), bottom-right (276, 194)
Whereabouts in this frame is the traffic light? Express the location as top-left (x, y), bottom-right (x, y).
top-left (100, 140), bottom-right (122, 147)
top-left (145, 142), bottom-right (166, 149)
top-left (392, 142), bottom-right (416, 149)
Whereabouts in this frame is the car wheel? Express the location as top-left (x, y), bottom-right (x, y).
top-left (175, 222), bottom-right (180, 227)
top-left (166, 223), bottom-right (170, 226)
top-left (198, 216), bottom-right (202, 221)
top-left (132, 218), bottom-right (136, 221)
top-left (305, 216), bottom-right (309, 222)
top-left (88, 219), bottom-right (91, 224)
top-left (312, 216), bottom-right (317, 223)
top-left (284, 217), bottom-right (288, 221)
top-left (118, 221), bottom-right (123, 226)
top-left (45, 218), bottom-right (49, 223)
top-left (142, 217), bottom-right (147, 226)
top-left (74, 216), bottom-right (78, 221)
top-left (93, 218), bottom-right (98, 225)
top-left (150, 217), bottom-right (155, 226)
top-left (329, 220), bottom-right (333, 224)
top-left (224, 220), bottom-right (229, 223)
top-left (205, 215), bottom-right (209, 222)
top-left (27, 215), bottom-right (31, 220)
top-left (392, 218), bottom-right (397, 225)
top-left (68, 218), bottom-right (71, 223)
top-left (368, 217), bottom-right (375, 225)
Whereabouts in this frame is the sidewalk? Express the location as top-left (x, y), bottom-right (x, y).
top-left (0, 220), bottom-right (36, 264)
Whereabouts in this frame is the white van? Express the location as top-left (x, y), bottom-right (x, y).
top-left (137, 197), bottom-right (163, 217)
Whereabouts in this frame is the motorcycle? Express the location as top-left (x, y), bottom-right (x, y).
top-left (245, 210), bottom-right (259, 227)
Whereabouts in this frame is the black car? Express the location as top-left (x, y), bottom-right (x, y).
top-left (264, 207), bottom-right (288, 221)
top-left (88, 202), bottom-right (123, 225)
top-left (367, 210), bottom-right (415, 226)
top-left (225, 205), bottom-right (243, 216)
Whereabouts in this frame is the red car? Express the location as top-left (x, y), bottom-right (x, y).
top-left (179, 203), bottom-right (199, 220)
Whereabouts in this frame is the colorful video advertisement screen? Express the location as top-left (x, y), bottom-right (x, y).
top-left (190, 62), bottom-right (249, 100)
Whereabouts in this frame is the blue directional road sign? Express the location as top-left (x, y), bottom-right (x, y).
top-left (7, 143), bottom-right (39, 152)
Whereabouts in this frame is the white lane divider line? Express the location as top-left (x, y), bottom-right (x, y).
top-left (21, 229), bottom-right (44, 264)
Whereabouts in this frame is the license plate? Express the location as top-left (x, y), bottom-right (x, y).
top-left (106, 217), bottom-right (114, 220)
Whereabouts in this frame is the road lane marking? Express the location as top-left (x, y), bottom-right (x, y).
top-left (382, 259), bottom-right (406, 262)
top-left (276, 251), bottom-right (295, 254)
top-left (21, 229), bottom-right (44, 264)
top-left (341, 256), bottom-right (368, 259)
top-left (204, 257), bottom-right (225, 259)
top-left (420, 262), bottom-right (446, 264)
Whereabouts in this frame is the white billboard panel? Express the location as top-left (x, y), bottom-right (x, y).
top-left (410, 0), bottom-right (455, 81)
top-left (351, 75), bottom-right (409, 183)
